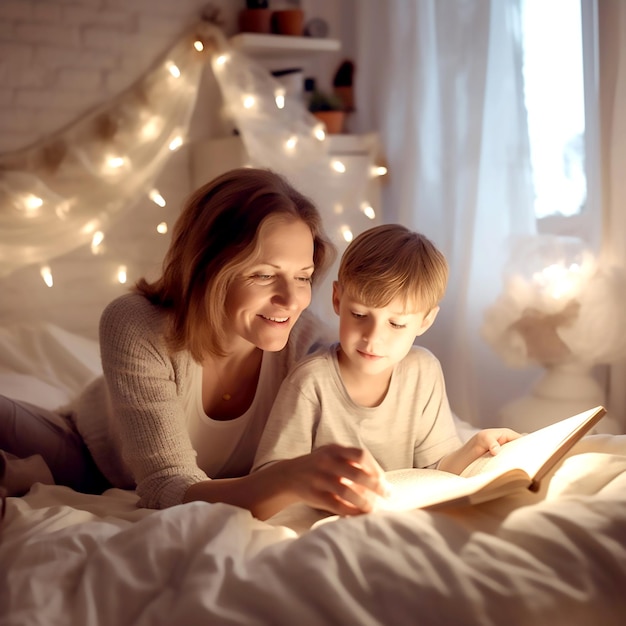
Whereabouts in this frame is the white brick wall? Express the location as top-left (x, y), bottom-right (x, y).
top-left (0, 0), bottom-right (239, 153)
top-left (0, 0), bottom-right (347, 338)
top-left (0, 0), bottom-right (241, 336)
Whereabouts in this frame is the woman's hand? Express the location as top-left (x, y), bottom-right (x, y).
top-left (437, 428), bottom-right (521, 475)
top-left (185, 445), bottom-right (390, 521)
top-left (277, 444), bottom-right (391, 517)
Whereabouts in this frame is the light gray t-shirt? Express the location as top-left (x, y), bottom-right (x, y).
top-left (253, 344), bottom-right (462, 472)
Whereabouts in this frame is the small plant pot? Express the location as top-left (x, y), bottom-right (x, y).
top-left (272, 9), bottom-right (305, 36)
top-left (239, 8), bottom-right (272, 34)
top-left (312, 111), bottom-right (345, 134)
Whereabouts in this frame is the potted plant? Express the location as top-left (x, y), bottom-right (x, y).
top-left (307, 89), bottom-right (346, 134)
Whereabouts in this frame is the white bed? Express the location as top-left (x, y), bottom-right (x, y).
top-left (1, 323), bottom-right (625, 625)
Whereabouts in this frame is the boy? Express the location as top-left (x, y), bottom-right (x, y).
top-left (252, 224), bottom-right (517, 492)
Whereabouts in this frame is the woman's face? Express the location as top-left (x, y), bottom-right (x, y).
top-left (225, 217), bottom-right (315, 352)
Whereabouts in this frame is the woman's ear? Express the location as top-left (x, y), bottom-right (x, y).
top-left (415, 306), bottom-right (440, 337)
top-left (332, 281), bottom-right (342, 316)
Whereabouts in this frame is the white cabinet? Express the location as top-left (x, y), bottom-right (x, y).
top-left (228, 32), bottom-right (341, 77)
top-left (190, 133), bottom-right (383, 218)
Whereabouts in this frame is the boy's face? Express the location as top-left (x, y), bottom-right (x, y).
top-left (332, 282), bottom-right (439, 377)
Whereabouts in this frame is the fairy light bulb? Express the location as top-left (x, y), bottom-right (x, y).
top-left (341, 226), bottom-right (354, 243)
top-left (166, 61), bottom-right (181, 78)
top-left (23, 194), bottom-right (43, 216)
top-left (285, 135), bottom-right (298, 152)
top-left (243, 95), bottom-right (256, 109)
top-left (331, 159), bottom-right (346, 173)
top-left (213, 53), bottom-right (229, 69)
top-left (81, 219), bottom-right (100, 236)
top-left (40, 265), bottom-right (53, 288)
top-left (106, 155), bottom-right (127, 170)
top-left (149, 189), bottom-right (166, 207)
top-left (193, 40), bottom-right (204, 52)
top-left (91, 230), bottom-right (104, 255)
top-left (361, 202), bottom-right (376, 219)
top-left (313, 124), bottom-right (326, 141)
top-left (370, 165), bottom-right (388, 177)
top-left (275, 89), bottom-right (285, 109)
top-left (117, 265), bottom-right (127, 284)
top-left (168, 135), bottom-right (183, 151)
top-left (156, 221), bottom-right (168, 234)
top-left (140, 117), bottom-right (163, 141)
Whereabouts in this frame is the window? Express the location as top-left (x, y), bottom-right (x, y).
top-left (521, 0), bottom-right (600, 245)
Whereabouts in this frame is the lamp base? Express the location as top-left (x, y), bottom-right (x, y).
top-left (499, 362), bottom-right (604, 432)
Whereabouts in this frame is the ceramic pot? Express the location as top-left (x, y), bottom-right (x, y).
top-left (272, 9), bottom-right (305, 36)
top-left (239, 8), bottom-right (272, 34)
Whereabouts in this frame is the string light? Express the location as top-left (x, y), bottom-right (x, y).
top-left (331, 159), bottom-right (346, 173)
top-left (81, 219), bottom-right (101, 236)
top-left (166, 61), bottom-right (181, 78)
top-left (313, 125), bottom-right (326, 141)
top-left (149, 189), bottom-right (166, 207)
top-left (340, 226), bottom-right (354, 243)
top-left (23, 194), bottom-right (43, 215)
top-left (168, 135), bottom-right (184, 151)
top-left (360, 202), bottom-right (376, 219)
top-left (274, 89), bottom-right (286, 109)
top-left (1, 21), bottom-right (388, 292)
top-left (105, 155), bottom-right (127, 170)
top-left (213, 53), bottom-right (229, 68)
top-left (91, 231), bottom-right (105, 255)
top-left (116, 265), bottom-right (127, 284)
top-left (40, 266), bottom-right (53, 287)
top-left (140, 116), bottom-right (164, 141)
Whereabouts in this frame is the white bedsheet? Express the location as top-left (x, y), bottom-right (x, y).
top-left (1, 436), bottom-right (625, 626)
top-left (1, 323), bottom-right (626, 625)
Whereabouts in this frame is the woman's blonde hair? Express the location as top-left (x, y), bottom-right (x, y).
top-left (135, 168), bottom-right (335, 360)
top-left (338, 224), bottom-right (448, 313)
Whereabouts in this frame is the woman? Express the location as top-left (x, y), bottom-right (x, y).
top-left (0, 168), bottom-right (388, 520)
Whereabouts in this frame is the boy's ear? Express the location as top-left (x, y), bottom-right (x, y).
top-left (332, 281), bottom-right (342, 316)
top-left (415, 305), bottom-right (440, 337)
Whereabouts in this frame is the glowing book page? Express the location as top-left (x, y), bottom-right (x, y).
top-left (460, 406), bottom-right (606, 485)
top-left (375, 406), bottom-right (606, 512)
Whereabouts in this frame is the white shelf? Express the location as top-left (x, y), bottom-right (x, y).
top-left (229, 33), bottom-right (340, 59)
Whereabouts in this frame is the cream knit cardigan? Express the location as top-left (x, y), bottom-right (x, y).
top-left (72, 293), bottom-right (330, 509)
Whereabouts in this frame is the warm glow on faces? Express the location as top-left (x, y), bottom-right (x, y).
top-left (225, 218), bottom-right (315, 352)
top-left (332, 283), bottom-right (438, 378)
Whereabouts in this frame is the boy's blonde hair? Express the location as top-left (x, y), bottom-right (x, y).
top-left (337, 224), bottom-right (448, 313)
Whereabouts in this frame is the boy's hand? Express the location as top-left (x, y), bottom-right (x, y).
top-left (438, 428), bottom-right (521, 475)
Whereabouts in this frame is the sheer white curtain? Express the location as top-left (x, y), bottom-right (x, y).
top-left (350, 0), bottom-right (538, 426)
top-left (599, 0), bottom-right (626, 434)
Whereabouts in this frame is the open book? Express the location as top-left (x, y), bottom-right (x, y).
top-left (376, 405), bottom-right (606, 512)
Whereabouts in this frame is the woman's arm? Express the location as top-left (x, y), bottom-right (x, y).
top-left (99, 295), bottom-right (207, 509)
top-left (184, 444), bottom-right (390, 521)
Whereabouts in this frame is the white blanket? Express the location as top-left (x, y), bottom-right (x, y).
top-left (1, 324), bottom-right (626, 625)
